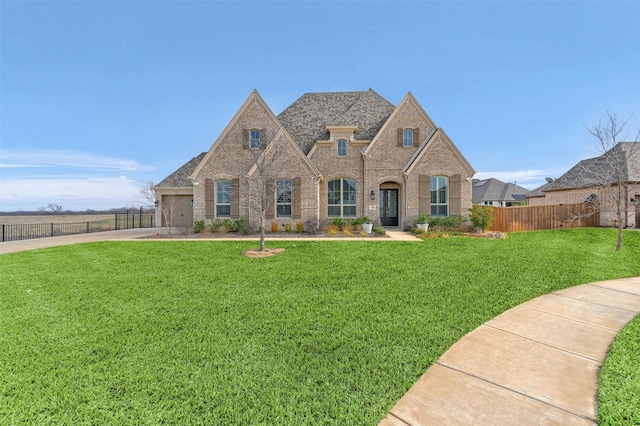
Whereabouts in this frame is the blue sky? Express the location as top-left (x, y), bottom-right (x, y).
top-left (1, 1), bottom-right (639, 211)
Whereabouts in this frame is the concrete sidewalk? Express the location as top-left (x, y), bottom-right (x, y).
top-left (380, 276), bottom-right (640, 425)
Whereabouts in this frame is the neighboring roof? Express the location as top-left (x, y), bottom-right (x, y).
top-left (276, 88), bottom-right (396, 154)
top-left (472, 178), bottom-right (529, 203)
top-left (544, 142), bottom-right (640, 191)
top-left (526, 178), bottom-right (555, 198)
top-left (155, 152), bottom-right (206, 188)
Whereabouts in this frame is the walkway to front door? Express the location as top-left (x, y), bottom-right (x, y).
top-left (379, 189), bottom-right (398, 227)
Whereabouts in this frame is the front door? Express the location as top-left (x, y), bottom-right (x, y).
top-left (379, 189), bottom-right (399, 227)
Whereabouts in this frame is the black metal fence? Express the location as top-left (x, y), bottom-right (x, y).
top-left (1, 209), bottom-right (156, 243)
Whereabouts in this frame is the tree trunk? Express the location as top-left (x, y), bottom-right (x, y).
top-left (259, 213), bottom-right (266, 251)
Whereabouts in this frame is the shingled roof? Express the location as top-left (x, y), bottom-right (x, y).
top-left (544, 142), bottom-right (640, 191)
top-left (276, 88), bottom-right (396, 154)
top-left (155, 152), bottom-right (206, 188)
top-left (472, 178), bottom-right (529, 203)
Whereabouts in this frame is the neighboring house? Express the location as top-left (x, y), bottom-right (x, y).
top-left (526, 142), bottom-right (640, 228)
top-left (154, 89), bottom-right (475, 229)
top-left (472, 178), bottom-right (529, 207)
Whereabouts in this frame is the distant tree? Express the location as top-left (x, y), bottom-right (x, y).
top-left (47, 203), bottom-right (63, 214)
top-left (139, 181), bottom-right (156, 206)
top-left (583, 112), bottom-right (640, 251)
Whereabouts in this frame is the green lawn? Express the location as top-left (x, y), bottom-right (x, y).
top-left (1, 228), bottom-right (638, 425)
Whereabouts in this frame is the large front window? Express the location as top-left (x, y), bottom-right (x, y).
top-left (328, 178), bottom-right (356, 217)
top-left (276, 179), bottom-right (292, 217)
top-left (216, 180), bottom-right (231, 217)
top-left (431, 176), bottom-right (448, 216)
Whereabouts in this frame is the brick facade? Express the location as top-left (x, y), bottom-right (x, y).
top-left (157, 89), bottom-right (476, 230)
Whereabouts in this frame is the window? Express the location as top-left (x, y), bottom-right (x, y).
top-left (216, 180), bottom-right (231, 217)
top-left (337, 139), bottom-right (347, 157)
top-left (328, 178), bottom-right (356, 217)
top-left (276, 179), bottom-right (292, 217)
top-left (250, 130), bottom-right (261, 149)
top-left (403, 129), bottom-right (413, 147)
top-left (431, 176), bottom-right (448, 216)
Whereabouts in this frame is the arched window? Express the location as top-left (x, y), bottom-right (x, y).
top-left (431, 176), bottom-right (448, 216)
top-left (328, 178), bottom-right (356, 217)
top-left (276, 179), bottom-right (292, 217)
top-left (216, 180), bottom-right (231, 217)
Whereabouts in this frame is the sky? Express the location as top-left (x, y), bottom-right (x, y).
top-left (1, 0), bottom-right (639, 212)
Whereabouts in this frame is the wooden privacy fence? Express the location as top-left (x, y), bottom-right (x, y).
top-left (487, 203), bottom-right (600, 232)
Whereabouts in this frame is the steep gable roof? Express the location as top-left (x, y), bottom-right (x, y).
top-left (472, 178), bottom-right (529, 202)
top-left (403, 127), bottom-right (475, 176)
top-left (155, 152), bottom-right (206, 188)
top-left (544, 142), bottom-right (640, 191)
top-left (276, 88), bottom-right (396, 154)
top-left (247, 128), bottom-right (321, 178)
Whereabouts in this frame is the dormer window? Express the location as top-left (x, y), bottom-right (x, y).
top-left (250, 130), bottom-right (261, 149)
top-left (337, 139), bottom-right (347, 157)
top-left (403, 129), bottom-right (414, 147)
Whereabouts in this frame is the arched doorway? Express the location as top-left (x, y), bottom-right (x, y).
top-left (379, 182), bottom-right (400, 227)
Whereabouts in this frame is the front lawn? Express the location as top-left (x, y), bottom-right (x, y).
top-left (1, 228), bottom-right (638, 424)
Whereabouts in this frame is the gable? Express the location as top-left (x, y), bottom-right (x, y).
top-left (404, 128), bottom-right (475, 176)
top-left (247, 129), bottom-right (321, 179)
top-left (155, 152), bottom-right (206, 188)
top-left (191, 90), bottom-right (283, 180)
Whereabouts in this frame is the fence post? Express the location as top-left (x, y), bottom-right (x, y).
top-left (87, 222), bottom-right (90, 233)
top-left (51, 223), bottom-right (54, 237)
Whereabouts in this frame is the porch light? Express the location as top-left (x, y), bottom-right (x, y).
top-left (154, 200), bottom-right (159, 207)
top-left (370, 190), bottom-right (376, 200)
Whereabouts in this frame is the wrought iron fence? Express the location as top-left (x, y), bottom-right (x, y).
top-left (1, 210), bottom-right (155, 242)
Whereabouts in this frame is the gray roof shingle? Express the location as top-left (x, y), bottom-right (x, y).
top-left (544, 142), bottom-right (640, 191)
top-left (155, 152), bottom-right (206, 188)
top-left (276, 88), bottom-right (396, 154)
top-left (472, 178), bottom-right (529, 203)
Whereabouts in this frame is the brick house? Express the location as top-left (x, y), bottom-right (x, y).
top-left (526, 142), bottom-right (640, 228)
top-left (154, 89), bottom-right (475, 230)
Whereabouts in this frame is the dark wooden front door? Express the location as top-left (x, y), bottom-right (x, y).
top-left (379, 189), bottom-right (399, 227)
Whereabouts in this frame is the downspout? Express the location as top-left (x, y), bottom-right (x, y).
top-left (361, 152), bottom-right (367, 219)
top-left (403, 172), bottom-right (410, 225)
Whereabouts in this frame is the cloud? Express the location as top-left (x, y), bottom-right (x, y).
top-left (0, 176), bottom-right (147, 211)
top-left (0, 149), bottom-right (154, 172)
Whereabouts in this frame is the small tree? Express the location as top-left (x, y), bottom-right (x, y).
top-left (47, 203), bottom-right (63, 214)
top-left (583, 112), bottom-right (640, 251)
top-left (469, 203), bottom-right (494, 232)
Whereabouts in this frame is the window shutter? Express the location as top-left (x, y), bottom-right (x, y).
top-left (230, 178), bottom-right (240, 218)
top-left (242, 129), bottom-right (250, 149)
top-left (205, 179), bottom-right (214, 220)
top-left (397, 128), bottom-right (403, 147)
top-left (450, 174), bottom-right (462, 216)
top-left (292, 177), bottom-right (302, 219)
top-left (413, 128), bottom-right (420, 147)
top-left (265, 178), bottom-right (275, 220)
top-left (419, 174), bottom-right (431, 215)
top-left (260, 129), bottom-right (266, 149)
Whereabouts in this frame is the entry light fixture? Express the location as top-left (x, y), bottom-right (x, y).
top-left (370, 190), bottom-right (376, 200)
top-left (154, 200), bottom-right (159, 207)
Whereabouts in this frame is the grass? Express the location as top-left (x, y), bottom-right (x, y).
top-left (599, 315), bottom-right (640, 425)
top-left (1, 228), bottom-right (638, 424)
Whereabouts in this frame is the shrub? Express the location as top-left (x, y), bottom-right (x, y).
top-left (342, 229), bottom-right (353, 237)
top-left (417, 214), bottom-right (429, 224)
top-left (208, 220), bottom-right (223, 232)
top-left (331, 217), bottom-right (345, 229)
top-left (271, 221), bottom-right (279, 233)
top-left (359, 230), bottom-right (368, 237)
top-left (342, 224), bottom-right (354, 233)
top-left (469, 204), bottom-right (494, 231)
top-left (193, 220), bottom-right (206, 233)
top-left (372, 226), bottom-right (386, 236)
top-left (296, 221), bottom-right (305, 233)
top-left (284, 223), bottom-right (292, 233)
top-left (326, 225), bottom-right (340, 234)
